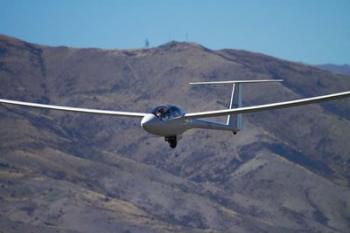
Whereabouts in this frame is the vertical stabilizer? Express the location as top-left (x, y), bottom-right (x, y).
top-left (227, 84), bottom-right (242, 133)
top-left (189, 79), bottom-right (283, 134)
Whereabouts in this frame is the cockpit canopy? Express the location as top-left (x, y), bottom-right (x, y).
top-left (151, 105), bottom-right (185, 120)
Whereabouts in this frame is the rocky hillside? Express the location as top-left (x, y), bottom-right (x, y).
top-left (1, 35), bottom-right (350, 233)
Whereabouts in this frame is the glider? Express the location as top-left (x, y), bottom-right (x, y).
top-left (1, 79), bottom-right (350, 148)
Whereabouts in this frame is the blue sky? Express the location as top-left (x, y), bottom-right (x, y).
top-left (1, 0), bottom-right (349, 64)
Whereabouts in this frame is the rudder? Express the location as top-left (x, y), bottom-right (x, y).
top-left (227, 83), bottom-right (242, 133)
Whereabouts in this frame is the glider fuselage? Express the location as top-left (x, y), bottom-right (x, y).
top-left (141, 113), bottom-right (187, 136)
top-left (141, 105), bottom-right (236, 137)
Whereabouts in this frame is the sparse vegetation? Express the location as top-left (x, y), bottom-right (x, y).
top-left (0, 35), bottom-right (350, 233)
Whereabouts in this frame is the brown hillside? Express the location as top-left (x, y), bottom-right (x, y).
top-left (1, 35), bottom-right (350, 233)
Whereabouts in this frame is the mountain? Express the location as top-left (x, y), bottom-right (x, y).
top-left (1, 34), bottom-right (350, 233)
top-left (316, 64), bottom-right (350, 76)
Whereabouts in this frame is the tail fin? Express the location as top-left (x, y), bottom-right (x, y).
top-left (189, 79), bottom-right (283, 134)
top-left (227, 83), bottom-right (242, 134)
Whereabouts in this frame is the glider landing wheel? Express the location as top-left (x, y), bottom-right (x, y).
top-left (165, 136), bottom-right (177, 149)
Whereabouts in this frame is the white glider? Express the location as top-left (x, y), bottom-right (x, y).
top-left (1, 79), bottom-right (350, 148)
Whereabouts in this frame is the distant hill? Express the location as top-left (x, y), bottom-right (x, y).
top-left (1, 34), bottom-right (350, 233)
top-left (317, 64), bottom-right (350, 76)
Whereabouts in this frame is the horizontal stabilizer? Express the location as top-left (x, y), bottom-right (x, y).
top-left (189, 79), bottom-right (283, 85)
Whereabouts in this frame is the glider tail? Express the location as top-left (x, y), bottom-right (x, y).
top-left (227, 83), bottom-right (241, 134)
top-left (189, 79), bottom-right (283, 134)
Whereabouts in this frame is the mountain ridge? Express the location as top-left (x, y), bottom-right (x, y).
top-left (317, 64), bottom-right (350, 76)
top-left (1, 34), bottom-right (350, 233)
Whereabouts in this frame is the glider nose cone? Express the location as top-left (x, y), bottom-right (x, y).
top-left (141, 114), bottom-right (164, 136)
top-left (141, 114), bottom-right (157, 129)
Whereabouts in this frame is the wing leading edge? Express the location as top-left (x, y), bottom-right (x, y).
top-left (185, 91), bottom-right (350, 119)
top-left (0, 99), bottom-right (147, 118)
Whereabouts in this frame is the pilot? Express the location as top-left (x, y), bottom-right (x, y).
top-left (156, 108), bottom-right (166, 118)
